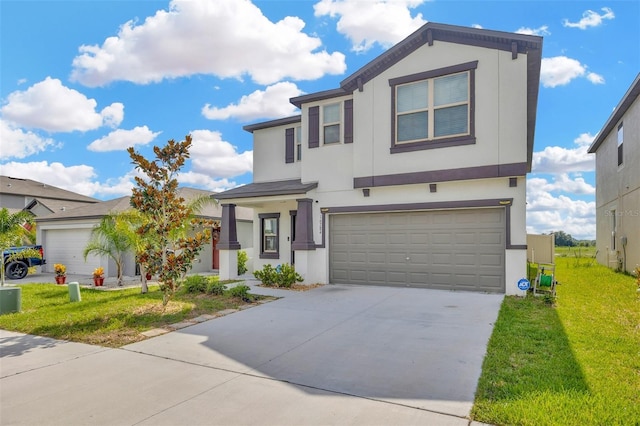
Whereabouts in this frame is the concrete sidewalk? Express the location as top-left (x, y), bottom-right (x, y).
top-left (0, 283), bottom-right (501, 425)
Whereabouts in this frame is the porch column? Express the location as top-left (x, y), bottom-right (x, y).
top-left (292, 198), bottom-right (316, 250)
top-left (218, 203), bottom-right (241, 279)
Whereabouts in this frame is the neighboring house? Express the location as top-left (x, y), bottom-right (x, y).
top-left (35, 188), bottom-right (253, 277)
top-left (0, 175), bottom-right (99, 216)
top-left (588, 73), bottom-right (640, 274)
top-left (214, 22), bottom-right (543, 295)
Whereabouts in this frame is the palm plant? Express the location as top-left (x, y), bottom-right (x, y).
top-left (83, 212), bottom-right (133, 286)
top-left (0, 208), bottom-right (37, 286)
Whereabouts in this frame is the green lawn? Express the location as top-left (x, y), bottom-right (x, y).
top-left (0, 283), bottom-right (266, 347)
top-left (471, 256), bottom-right (640, 425)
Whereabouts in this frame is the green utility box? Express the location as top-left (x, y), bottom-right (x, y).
top-left (0, 286), bottom-right (22, 314)
top-left (68, 282), bottom-right (81, 302)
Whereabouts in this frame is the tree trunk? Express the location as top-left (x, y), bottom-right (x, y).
top-left (140, 264), bottom-right (148, 294)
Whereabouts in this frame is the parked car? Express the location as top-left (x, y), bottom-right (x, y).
top-left (3, 245), bottom-right (46, 279)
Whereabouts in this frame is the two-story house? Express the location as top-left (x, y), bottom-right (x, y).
top-left (588, 73), bottom-right (640, 274)
top-left (215, 22), bottom-right (543, 295)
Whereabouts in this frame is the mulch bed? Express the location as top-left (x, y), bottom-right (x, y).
top-left (258, 283), bottom-right (324, 291)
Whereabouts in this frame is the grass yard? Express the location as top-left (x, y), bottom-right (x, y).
top-left (555, 245), bottom-right (597, 259)
top-left (0, 283), bottom-right (266, 347)
top-left (471, 256), bottom-right (640, 425)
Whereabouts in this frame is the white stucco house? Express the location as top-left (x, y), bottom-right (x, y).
top-left (214, 22), bottom-right (543, 295)
top-left (588, 73), bottom-right (640, 273)
top-left (35, 188), bottom-right (253, 278)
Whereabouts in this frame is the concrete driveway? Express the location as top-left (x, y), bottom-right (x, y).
top-left (0, 282), bottom-right (502, 425)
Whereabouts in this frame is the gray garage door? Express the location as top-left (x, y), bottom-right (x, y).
top-left (329, 208), bottom-right (505, 292)
top-left (43, 228), bottom-right (96, 275)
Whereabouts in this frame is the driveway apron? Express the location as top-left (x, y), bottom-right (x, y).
top-left (0, 283), bottom-right (502, 425)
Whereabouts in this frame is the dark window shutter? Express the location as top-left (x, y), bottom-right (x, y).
top-left (344, 99), bottom-right (353, 144)
top-left (285, 128), bottom-right (294, 163)
top-left (618, 143), bottom-right (623, 166)
top-left (308, 106), bottom-right (319, 148)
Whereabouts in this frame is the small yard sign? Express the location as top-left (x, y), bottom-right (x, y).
top-left (517, 278), bottom-right (530, 291)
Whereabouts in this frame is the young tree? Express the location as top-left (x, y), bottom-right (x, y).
top-left (83, 212), bottom-right (134, 286)
top-left (0, 208), bottom-right (38, 286)
top-left (128, 136), bottom-right (214, 305)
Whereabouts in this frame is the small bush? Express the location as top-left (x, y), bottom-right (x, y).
top-left (254, 263), bottom-right (303, 288)
top-left (183, 275), bottom-right (208, 293)
top-left (206, 276), bottom-right (226, 295)
top-left (227, 284), bottom-right (252, 302)
top-left (237, 250), bottom-right (248, 275)
top-left (275, 263), bottom-right (303, 288)
top-left (254, 264), bottom-right (277, 286)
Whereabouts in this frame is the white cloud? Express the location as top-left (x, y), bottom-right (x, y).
top-left (0, 120), bottom-right (58, 159)
top-left (178, 172), bottom-right (238, 193)
top-left (529, 173), bottom-right (595, 196)
top-left (70, 0), bottom-right (346, 87)
top-left (88, 126), bottom-right (161, 152)
top-left (573, 132), bottom-right (596, 148)
top-left (314, 0), bottom-right (427, 52)
top-left (587, 72), bottom-right (605, 84)
top-left (189, 129), bottom-right (253, 178)
top-left (100, 103), bottom-right (125, 128)
top-left (540, 56), bottom-right (604, 88)
top-left (0, 160), bottom-right (144, 199)
top-left (0, 77), bottom-right (124, 132)
top-left (515, 25), bottom-right (550, 36)
top-left (527, 132), bottom-right (597, 239)
top-left (526, 177), bottom-right (596, 240)
top-left (540, 56), bottom-right (585, 87)
top-left (202, 82), bottom-right (303, 121)
top-left (0, 161), bottom-right (99, 197)
top-left (563, 7), bottom-right (615, 30)
top-left (532, 132), bottom-right (595, 173)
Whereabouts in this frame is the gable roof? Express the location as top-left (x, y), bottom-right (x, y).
top-left (214, 179), bottom-right (318, 200)
top-left (289, 22), bottom-right (542, 171)
top-left (588, 73), bottom-right (640, 154)
top-left (339, 22), bottom-right (542, 93)
top-left (0, 175), bottom-right (99, 203)
top-left (36, 187), bottom-right (253, 222)
top-left (243, 115), bottom-right (301, 133)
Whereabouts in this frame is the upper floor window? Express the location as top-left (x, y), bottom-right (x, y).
top-left (390, 61), bottom-right (477, 153)
top-left (617, 122), bottom-right (623, 166)
top-left (285, 125), bottom-right (302, 164)
top-left (296, 126), bottom-right (302, 161)
top-left (323, 103), bottom-right (341, 144)
top-left (308, 100), bottom-right (353, 149)
top-left (397, 72), bottom-right (469, 142)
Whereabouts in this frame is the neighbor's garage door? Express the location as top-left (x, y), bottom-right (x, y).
top-left (329, 208), bottom-right (505, 293)
top-left (43, 228), bottom-right (95, 275)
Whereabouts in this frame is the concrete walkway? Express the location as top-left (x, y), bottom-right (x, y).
top-left (0, 282), bottom-right (502, 425)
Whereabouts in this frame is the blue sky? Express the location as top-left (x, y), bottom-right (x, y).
top-left (1, 0), bottom-right (638, 240)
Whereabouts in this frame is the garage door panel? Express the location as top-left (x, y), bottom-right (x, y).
top-left (479, 232), bottom-right (502, 245)
top-left (431, 232), bottom-right (452, 244)
top-left (432, 252), bottom-right (453, 265)
top-left (480, 254), bottom-right (503, 267)
top-left (330, 209), bottom-right (505, 292)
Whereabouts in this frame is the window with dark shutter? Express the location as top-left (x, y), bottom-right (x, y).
top-left (309, 106), bottom-right (320, 148)
top-left (617, 122), bottom-right (623, 166)
top-left (285, 128), bottom-right (295, 163)
top-left (344, 99), bottom-right (353, 144)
